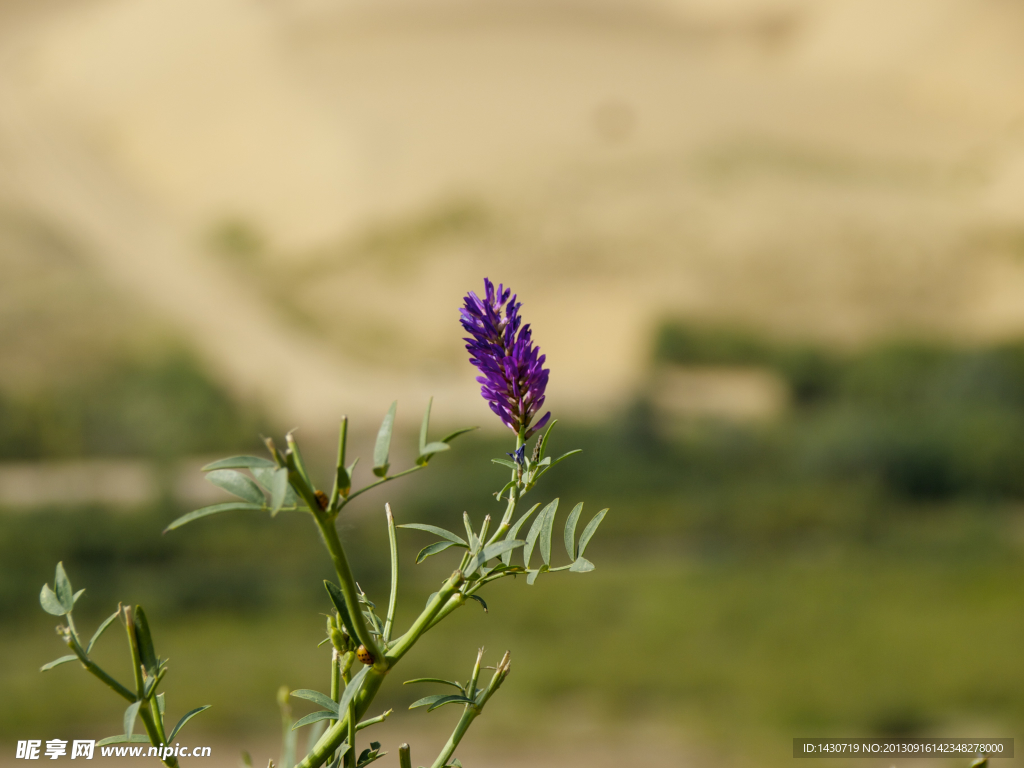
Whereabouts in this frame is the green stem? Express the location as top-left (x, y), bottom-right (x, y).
top-left (344, 696), bottom-right (356, 768)
top-left (121, 607), bottom-right (177, 768)
top-left (428, 652), bottom-right (510, 768)
top-left (122, 607), bottom-right (146, 696)
top-left (385, 571), bottom-right (464, 663)
top-left (313, 515), bottom-right (382, 663)
top-left (384, 503), bottom-right (399, 642)
top-left (295, 668), bottom-right (386, 768)
top-left (329, 650), bottom-right (340, 732)
top-left (467, 648), bottom-right (484, 698)
top-left (429, 708), bottom-right (477, 768)
top-left (425, 593), bottom-right (465, 632)
top-left (398, 744), bottom-right (412, 768)
top-left (286, 433), bottom-right (317, 495)
top-left (295, 573), bottom-right (466, 768)
top-left (65, 613), bottom-right (81, 647)
top-left (139, 705), bottom-right (179, 768)
top-left (485, 432), bottom-right (524, 548)
top-left (64, 637), bottom-right (135, 702)
top-left (328, 418), bottom-right (349, 511)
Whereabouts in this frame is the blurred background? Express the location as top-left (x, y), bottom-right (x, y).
top-left (3, 0), bottom-right (1024, 765)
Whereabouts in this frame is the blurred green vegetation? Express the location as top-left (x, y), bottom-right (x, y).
top-left (3, 322), bottom-right (1024, 763)
top-left (0, 350), bottom-right (266, 460)
top-left (652, 322), bottom-right (1024, 503)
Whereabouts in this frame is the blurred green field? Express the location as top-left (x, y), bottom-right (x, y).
top-left (4, 323), bottom-right (1024, 765)
top-left (5, 520), bottom-right (1023, 765)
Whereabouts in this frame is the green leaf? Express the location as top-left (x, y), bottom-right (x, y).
top-left (124, 700), bottom-right (142, 741)
top-left (563, 502), bottom-right (583, 561)
top-left (156, 693), bottom-right (165, 717)
top-left (403, 678), bottom-right (464, 690)
top-left (502, 503), bottom-right (540, 565)
top-left (537, 419), bottom-right (558, 461)
top-left (40, 654), bottom-right (78, 671)
top-left (419, 397), bottom-right (433, 453)
top-left (96, 735), bottom-right (150, 746)
top-left (538, 502), bottom-right (558, 566)
top-left (39, 584), bottom-right (67, 616)
top-left (373, 401), bottom-right (397, 477)
top-left (133, 606), bottom-right (159, 675)
top-left (467, 595), bottom-right (488, 612)
top-left (577, 508), bottom-right (609, 560)
top-left (54, 562), bottom-right (74, 613)
top-left (291, 690), bottom-right (339, 715)
top-left (323, 581), bottom-right (360, 641)
top-left (88, 610), bottom-right (120, 653)
top-left (292, 711), bottom-right (337, 730)
top-left (163, 502), bottom-right (264, 533)
top-left (440, 426), bottom-right (477, 444)
top-left (466, 540), bottom-right (525, 575)
top-left (569, 557), bottom-right (595, 573)
top-left (202, 456), bottom-right (276, 471)
top-left (251, 466), bottom-right (299, 507)
top-left (491, 458), bottom-right (516, 469)
top-left (73, 588), bottom-right (86, 605)
top-left (268, 467), bottom-right (290, 515)
top-left (463, 512), bottom-right (480, 553)
top-left (357, 744), bottom-right (386, 767)
top-left (397, 524), bottom-right (468, 547)
top-left (168, 705), bottom-right (211, 741)
top-left (523, 499), bottom-right (558, 569)
top-left (338, 666), bottom-right (371, 717)
top-left (535, 449), bottom-right (582, 480)
top-left (409, 694), bottom-right (474, 712)
top-left (207, 469), bottom-right (265, 504)
top-left (415, 541), bottom-right (456, 565)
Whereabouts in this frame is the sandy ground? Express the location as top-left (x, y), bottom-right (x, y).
top-left (2, 0), bottom-right (1024, 433)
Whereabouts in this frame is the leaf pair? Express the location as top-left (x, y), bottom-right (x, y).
top-left (164, 455), bottom-right (296, 533)
top-left (416, 397), bottom-right (477, 467)
top-left (207, 460), bottom-right (297, 512)
top-left (398, 521), bottom-right (525, 575)
top-left (38, 565), bottom-right (119, 669)
top-left (290, 666), bottom-right (371, 730)
top-left (397, 523), bottom-right (468, 565)
top-left (404, 677), bottom-right (478, 713)
top-left (356, 742), bottom-right (385, 767)
top-left (376, 399), bottom-right (476, 476)
top-left (39, 562), bottom-right (83, 617)
top-left (103, 703), bottom-right (209, 746)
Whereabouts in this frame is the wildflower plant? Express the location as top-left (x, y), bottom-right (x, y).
top-left (37, 279), bottom-right (608, 768)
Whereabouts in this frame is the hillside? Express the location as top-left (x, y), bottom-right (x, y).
top-left (1, 0), bottom-right (1023, 432)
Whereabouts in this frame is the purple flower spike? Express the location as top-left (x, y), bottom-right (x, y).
top-left (460, 278), bottom-right (552, 439)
